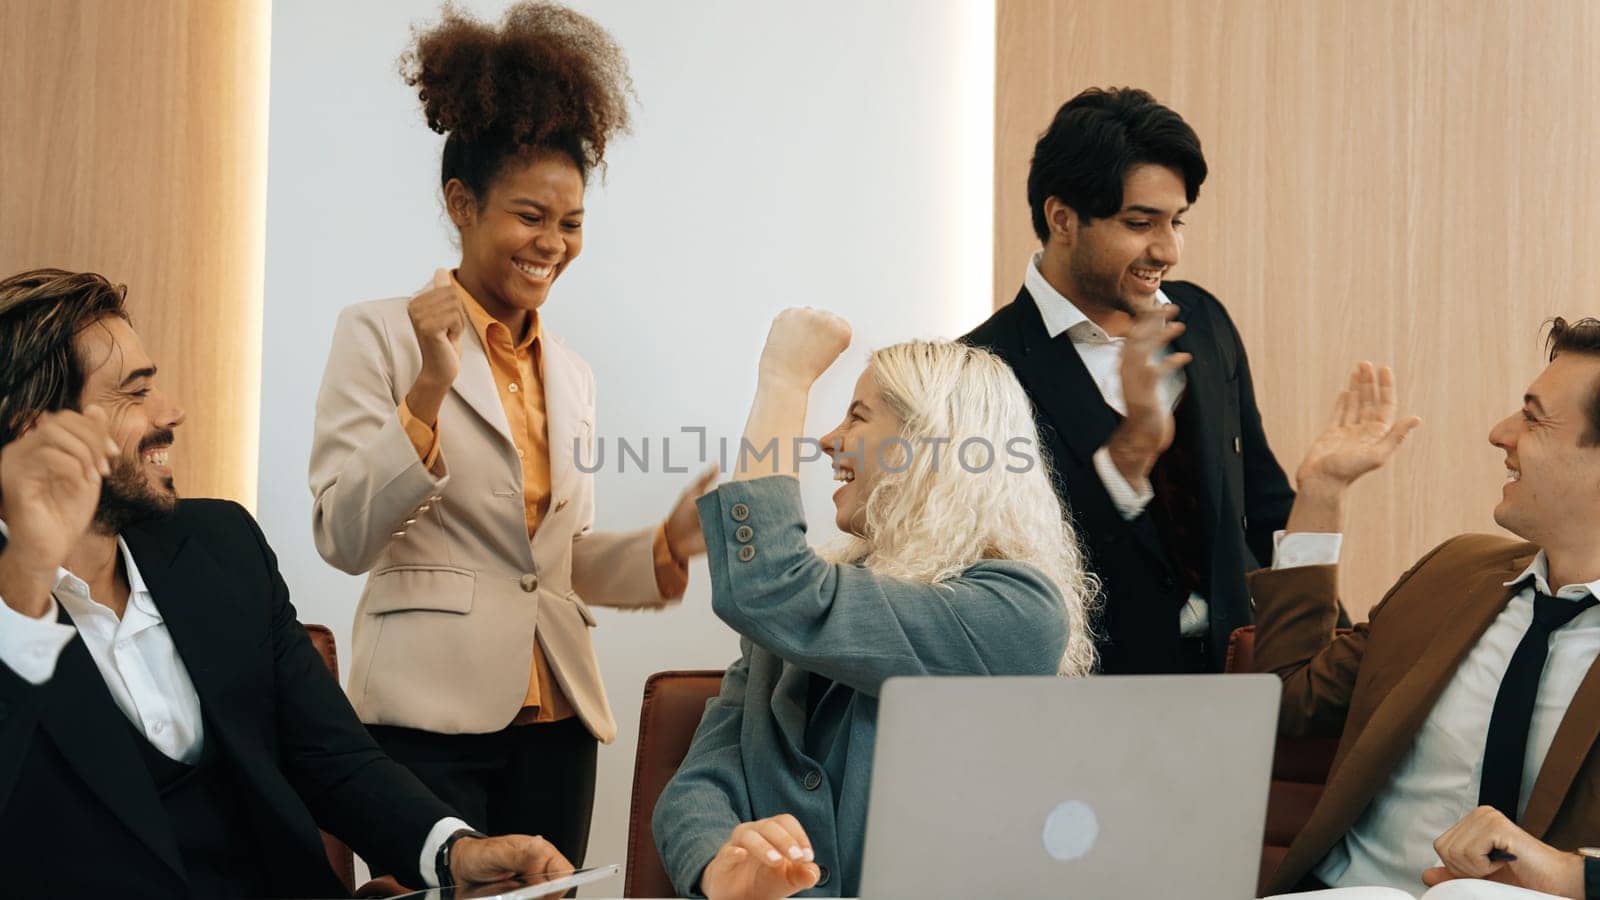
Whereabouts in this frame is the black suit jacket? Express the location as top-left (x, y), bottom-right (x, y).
top-left (964, 282), bottom-right (1295, 672)
top-left (0, 499), bottom-right (455, 898)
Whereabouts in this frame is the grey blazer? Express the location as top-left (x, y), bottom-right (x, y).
top-left (652, 476), bottom-right (1070, 897)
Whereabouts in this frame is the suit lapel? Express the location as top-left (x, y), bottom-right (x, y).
top-left (540, 333), bottom-right (586, 501)
top-left (770, 662), bottom-right (811, 751)
top-left (122, 525), bottom-right (258, 713)
top-left (1167, 292), bottom-right (1224, 527)
top-left (1007, 288), bottom-right (1121, 470)
top-left (452, 317), bottom-right (516, 446)
top-left (1295, 555), bottom-right (1529, 870)
top-left (1522, 637), bottom-right (1600, 835)
top-left (34, 619), bottom-right (187, 878)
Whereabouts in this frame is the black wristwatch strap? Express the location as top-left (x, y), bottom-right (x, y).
top-left (1585, 854), bottom-right (1600, 900)
top-left (436, 828), bottom-right (488, 888)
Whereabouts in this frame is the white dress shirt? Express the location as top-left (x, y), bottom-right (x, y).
top-left (1023, 252), bottom-right (1207, 633)
top-left (0, 520), bottom-right (468, 886)
top-left (1267, 531), bottom-right (1600, 896)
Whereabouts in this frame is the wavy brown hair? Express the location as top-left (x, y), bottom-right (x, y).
top-left (400, 1), bottom-right (633, 198)
top-left (0, 268), bottom-right (129, 450)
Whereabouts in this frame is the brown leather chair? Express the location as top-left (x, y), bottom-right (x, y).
top-left (1225, 625), bottom-right (1343, 896)
top-left (302, 624), bottom-right (409, 899)
top-left (624, 670), bottom-right (725, 898)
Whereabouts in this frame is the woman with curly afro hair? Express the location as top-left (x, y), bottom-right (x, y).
top-left (308, 1), bottom-right (713, 874)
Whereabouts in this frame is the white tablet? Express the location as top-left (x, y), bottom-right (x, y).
top-left (390, 864), bottom-right (620, 900)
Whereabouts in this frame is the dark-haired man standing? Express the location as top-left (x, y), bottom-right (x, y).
top-left (965, 86), bottom-right (1297, 674)
top-left (0, 268), bottom-right (573, 898)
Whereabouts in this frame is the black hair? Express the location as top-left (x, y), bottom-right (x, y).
top-left (1027, 87), bottom-right (1207, 242)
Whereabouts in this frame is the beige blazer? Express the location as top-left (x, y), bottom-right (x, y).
top-left (1251, 534), bottom-right (1600, 894)
top-left (309, 285), bottom-right (675, 741)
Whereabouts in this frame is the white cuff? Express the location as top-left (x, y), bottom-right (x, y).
top-left (1092, 445), bottom-right (1154, 521)
top-left (0, 595), bottom-right (75, 684)
top-left (1272, 530), bottom-right (1343, 569)
top-left (420, 816), bottom-right (475, 888)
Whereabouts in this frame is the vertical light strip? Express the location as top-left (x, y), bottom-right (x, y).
top-left (235, 0), bottom-right (273, 513)
top-left (952, 0), bottom-right (997, 331)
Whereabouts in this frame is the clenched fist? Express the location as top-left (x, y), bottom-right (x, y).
top-left (406, 268), bottom-right (468, 424)
top-left (0, 406), bottom-right (119, 617)
top-left (757, 308), bottom-right (852, 389)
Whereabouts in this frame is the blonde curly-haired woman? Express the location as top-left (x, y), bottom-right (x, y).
top-left (653, 308), bottom-right (1099, 899)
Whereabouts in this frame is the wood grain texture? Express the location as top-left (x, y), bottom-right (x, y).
top-left (0, 0), bottom-right (270, 508)
top-left (996, 0), bottom-right (1599, 617)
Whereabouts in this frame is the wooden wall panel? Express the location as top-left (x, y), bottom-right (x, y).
top-left (0, 0), bottom-right (270, 508)
top-left (996, 0), bottom-right (1600, 618)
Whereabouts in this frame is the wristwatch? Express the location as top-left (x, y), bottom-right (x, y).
top-left (1577, 847), bottom-right (1600, 900)
top-left (436, 828), bottom-right (488, 888)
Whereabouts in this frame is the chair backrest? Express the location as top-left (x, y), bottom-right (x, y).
top-left (1224, 625), bottom-right (1342, 896)
top-left (303, 624), bottom-right (357, 894)
top-left (624, 670), bottom-right (725, 898)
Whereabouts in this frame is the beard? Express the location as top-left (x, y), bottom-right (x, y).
top-left (93, 431), bottom-right (177, 534)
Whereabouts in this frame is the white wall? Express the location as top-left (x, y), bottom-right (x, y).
top-left (261, 0), bottom-right (993, 886)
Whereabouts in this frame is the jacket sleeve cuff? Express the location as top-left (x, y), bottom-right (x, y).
top-left (419, 816), bottom-right (475, 888)
top-left (397, 399), bottom-right (443, 474)
top-left (652, 522), bottom-right (690, 600)
top-left (1272, 531), bottom-right (1344, 569)
top-left (1092, 445), bottom-right (1153, 520)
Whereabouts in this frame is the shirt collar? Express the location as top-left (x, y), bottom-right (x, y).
top-left (0, 518), bottom-right (159, 624)
top-left (1504, 550), bottom-right (1600, 601)
top-left (1024, 250), bottom-right (1170, 342)
top-left (453, 271), bottom-right (541, 354)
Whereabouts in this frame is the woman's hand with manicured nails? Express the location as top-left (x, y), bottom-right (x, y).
top-left (700, 815), bottom-right (820, 900)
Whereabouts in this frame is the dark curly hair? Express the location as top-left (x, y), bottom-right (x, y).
top-left (399, 1), bottom-right (632, 200)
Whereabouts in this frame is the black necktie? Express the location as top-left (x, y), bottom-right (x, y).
top-left (1478, 589), bottom-right (1599, 819)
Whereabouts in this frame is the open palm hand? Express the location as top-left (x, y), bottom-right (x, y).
top-left (1297, 362), bottom-right (1421, 490)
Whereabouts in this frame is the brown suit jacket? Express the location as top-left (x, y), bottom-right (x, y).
top-left (1251, 533), bottom-right (1600, 894)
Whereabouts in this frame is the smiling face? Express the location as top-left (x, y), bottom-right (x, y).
top-left (75, 316), bottom-right (186, 533)
top-left (449, 149), bottom-right (585, 326)
top-left (1048, 163), bottom-right (1188, 317)
top-left (819, 368), bottom-right (906, 536)
top-left (1488, 353), bottom-right (1600, 549)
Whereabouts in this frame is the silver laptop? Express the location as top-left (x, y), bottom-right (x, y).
top-left (860, 674), bottom-right (1281, 899)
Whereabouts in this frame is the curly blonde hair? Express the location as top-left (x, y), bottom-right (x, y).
top-left (825, 341), bottom-right (1100, 676)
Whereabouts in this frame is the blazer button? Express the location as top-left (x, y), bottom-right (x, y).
top-left (802, 770), bottom-right (822, 791)
top-left (1241, 514), bottom-right (1249, 530)
top-left (735, 525), bottom-right (754, 543)
top-left (520, 573), bottom-right (540, 592)
top-left (1234, 436), bottom-right (1242, 454)
top-left (816, 864), bottom-right (830, 887)
top-left (738, 546), bottom-right (757, 563)
top-left (730, 503), bottom-right (750, 522)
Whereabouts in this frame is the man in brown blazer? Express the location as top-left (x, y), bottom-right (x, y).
top-left (1256, 318), bottom-right (1600, 899)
